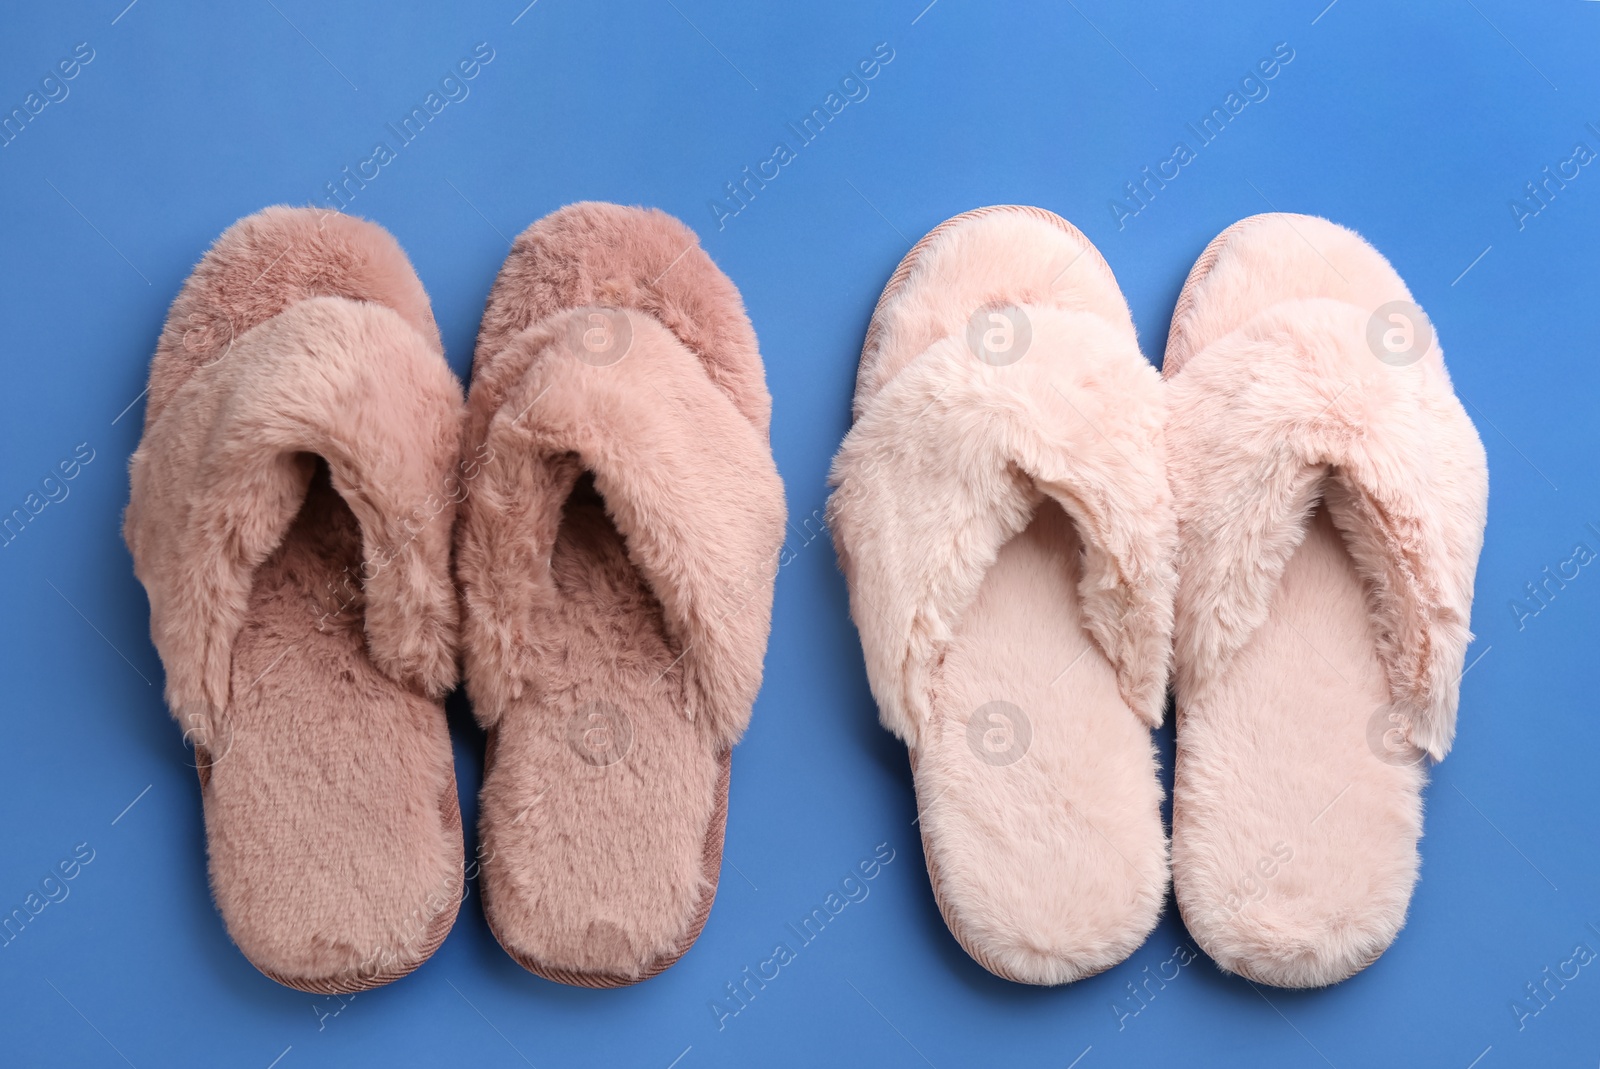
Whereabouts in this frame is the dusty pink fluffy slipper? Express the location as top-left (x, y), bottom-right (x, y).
top-left (1164, 213), bottom-right (1488, 987)
top-left (455, 202), bottom-right (786, 986)
top-left (827, 206), bottom-right (1175, 985)
top-left (124, 207), bottom-right (468, 992)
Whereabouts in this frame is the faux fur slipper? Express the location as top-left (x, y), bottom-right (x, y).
top-left (456, 203), bottom-right (785, 986)
top-left (1164, 213), bottom-right (1488, 987)
top-left (827, 206), bottom-right (1176, 985)
top-left (124, 207), bottom-right (467, 992)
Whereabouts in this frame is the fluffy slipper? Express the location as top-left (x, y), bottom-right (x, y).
top-left (456, 203), bottom-right (786, 986)
top-left (124, 207), bottom-right (467, 992)
top-left (827, 206), bottom-right (1175, 985)
top-left (1164, 212), bottom-right (1489, 987)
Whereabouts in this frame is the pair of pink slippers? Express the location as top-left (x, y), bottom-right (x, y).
top-left (828, 206), bottom-right (1488, 988)
top-left (124, 204), bottom-right (786, 992)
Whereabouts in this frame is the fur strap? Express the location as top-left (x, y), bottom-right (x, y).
top-left (124, 297), bottom-right (466, 735)
top-left (455, 308), bottom-right (787, 747)
top-left (827, 306), bottom-right (1177, 747)
top-left (1167, 297), bottom-right (1488, 760)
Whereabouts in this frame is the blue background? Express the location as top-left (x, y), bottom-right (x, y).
top-left (2, 1), bottom-right (1596, 1066)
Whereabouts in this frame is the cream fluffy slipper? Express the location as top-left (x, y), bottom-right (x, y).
top-left (124, 207), bottom-right (467, 992)
top-left (827, 206), bottom-right (1175, 985)
top-left (1164, 213), bottom-right (1489, 987)
top-left (456, 203), bottom-right (786, 986)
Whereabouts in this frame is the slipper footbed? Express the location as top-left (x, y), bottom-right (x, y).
top-left (915, 501), bottom-right (1167, 984)
top-left (475, 475), bottom-right (726, 983)
top-left (211, 462), bottom-right (462, 991)
top-left (855, 206), bottom-right (1168, 984)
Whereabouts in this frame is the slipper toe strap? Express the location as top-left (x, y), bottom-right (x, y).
top-left (1167, 298), bottom-right (1489, 760)
top-left (125, 297), bottom-right (466, 741)
top-left (827, 306), bottom-right (1177, 747)
top-left (456, 308), bottom-right (787, 748)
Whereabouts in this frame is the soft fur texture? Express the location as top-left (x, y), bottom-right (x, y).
top-left (828, 207), bottom-right (1174, 985)
top-left (830, 312), bottom-right (1176, 740)
top-left (124, 207), bottom-right (466, 992)
top-left (456, 202), bottom-right (785, 984)
top-left (1166, 217), bottom-right (1486, 760)
top-left (1165, 213), bottom-right (1488, 988)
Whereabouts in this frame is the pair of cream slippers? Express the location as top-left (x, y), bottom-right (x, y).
top-left (828, 207), bottom-right (1488, 988)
